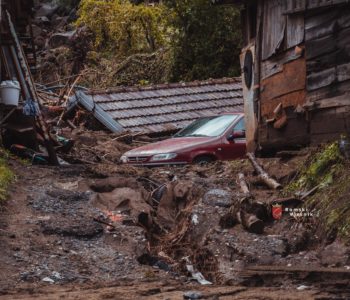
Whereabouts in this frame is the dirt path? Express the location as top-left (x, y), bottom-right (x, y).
top-left (0, 159), bottom-right (349, 299)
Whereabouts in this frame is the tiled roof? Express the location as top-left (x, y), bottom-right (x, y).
top-left (71, 78), bottom-right (243, 134)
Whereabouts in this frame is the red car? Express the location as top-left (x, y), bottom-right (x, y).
top-left (120, 113), bottom-right (246, 166)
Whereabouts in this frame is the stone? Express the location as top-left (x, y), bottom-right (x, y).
top-left (203, 189), bottom-right (232, 208)
top-left (30, 24), bottom-right (42, 37)
top-left (36, 3), bottom-right (59, 18)
top-left (320, 241), bottom-right (349, 267)
top-left (48, 30), bottom-right (76, 48)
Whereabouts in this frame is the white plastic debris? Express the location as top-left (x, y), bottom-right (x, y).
top-left (42, 277), bottom-right (55, 284)
top-left (184, 258), bottom-right (212, 285)
top-left (297, 285), bottom-right (310, 291)
top-left (52, 271), bottom-right (62, 280)
top-left (191, 214), bottom-right (199, 225)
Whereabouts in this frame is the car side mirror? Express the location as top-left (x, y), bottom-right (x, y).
top-left (228, 130), bottom-right (245, 141)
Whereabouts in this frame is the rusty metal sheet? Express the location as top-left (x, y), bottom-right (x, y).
top-left (261, 90), bottom-right (306, 118)
top-left (260, 57), bottom-right (306, 103)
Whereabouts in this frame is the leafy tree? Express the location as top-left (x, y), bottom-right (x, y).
top-left (164, 0), bottom-right (242, 81)
top-left (76, 0), bottom-right (168, 54)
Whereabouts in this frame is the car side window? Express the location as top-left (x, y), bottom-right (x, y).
top-left (234, 118), bottom-right (245, 132)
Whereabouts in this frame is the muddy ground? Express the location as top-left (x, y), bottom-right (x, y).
top-left (0, 148), bottom-right (350, 299)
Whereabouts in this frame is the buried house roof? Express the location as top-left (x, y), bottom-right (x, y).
top-left (69, 78), bottom-right (243, 134)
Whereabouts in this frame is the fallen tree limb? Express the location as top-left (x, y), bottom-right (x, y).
top-left (247, 153), bottom-right (282, 190)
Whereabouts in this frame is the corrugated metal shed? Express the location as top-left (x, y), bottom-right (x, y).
top-left (70, 78), bottom-right (243, 134)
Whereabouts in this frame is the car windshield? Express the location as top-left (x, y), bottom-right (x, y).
top-left (174, 115), bottom-right (239, 138)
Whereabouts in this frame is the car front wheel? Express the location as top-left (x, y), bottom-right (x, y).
top-left (193, 155), bottom-right (215, 165)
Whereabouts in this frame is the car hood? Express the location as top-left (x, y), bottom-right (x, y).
top-left (124, 136), bottom-right (216, 156)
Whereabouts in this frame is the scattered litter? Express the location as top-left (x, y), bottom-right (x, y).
top-left (42, 277), bottom-right (55, 284)
top-left (185, 259), bottom-right (212, 285)
top-left (191, 214), bottom-right (199, 225)
top-left (297, 285), bottom-right (310, 291)
top-left (52, 271), bottom-right (62, 280)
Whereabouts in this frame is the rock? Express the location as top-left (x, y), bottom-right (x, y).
top-left (183, 291), bottom-right (203, 299)
top-left (51, 272), bottom-right (62, 281)
top-left (319, 241), bottom-right (349, 267)
top-left (51, 16), bottom-right (68, 29)
top-left (30, 24), bottom-right (42, 37)
top-left (40, 216), bottom-right (103, 239)
top-left (36, 3), bottom-right (59, 18)
top-left (34, 36), bottom-right (46, 48)
top-left (48, 30), bottom-right (76, 48)
top-left (34, 16), bottom-right (50, 25)
top-left (203, 189), bottom-right (232, 208)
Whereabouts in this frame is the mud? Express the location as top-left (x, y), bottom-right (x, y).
top-left (0, 151), bottom-right (350, 299)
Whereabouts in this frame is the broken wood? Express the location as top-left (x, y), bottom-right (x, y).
top-left (93, 217), bottom-right (115, 229)
top-left (237, 211), bottom-right (264, 234)
top-left (222, 197), bottom-right (267, 234)
top-left (299, 184), bottom-right (320, 200)
top-left (237, 173), bottom-right (250, 196)
top-left (247, 153), bottom-right (282, 190)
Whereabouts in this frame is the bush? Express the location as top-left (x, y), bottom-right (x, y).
top-left (0, 155), bottom-right (14, 202)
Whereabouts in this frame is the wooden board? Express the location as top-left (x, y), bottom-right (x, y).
top-left (261, 58), bottom-right (306, 104)
top-left (308, 0), bottom-right (350, 10)
top-left (283, 0), bottom-right (306, 14)
top-left (261, 47), bottom-right (303, 80)
top-left (310, 108), bottom-right (346, 134)
top-left (258, 112), bottom-right (309, 150)
top-left (307, 67), bottom-right (336, 91)
top-left (305, 11), bottom-right (338, 41)
top-left (306, 79), bottom-right (350, 102)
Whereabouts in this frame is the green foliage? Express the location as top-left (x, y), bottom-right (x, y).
top-left (164, 0), bottom-right (242, 81)
top-left (285, 142), bottom-right (342, 193)
top-left (76, 0), bottom-right (242, 84)
top-left (282, 142), bottom-right (350, 240)
top-left (0, 154), bottom-right (14, 202)
top-left (77, 0), bottom-right (169, 54)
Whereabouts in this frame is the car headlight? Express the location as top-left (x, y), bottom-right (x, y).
top-left (150, 153), bottom-right (177, 162)
top-left (120, 155), bottom-right (128, 163)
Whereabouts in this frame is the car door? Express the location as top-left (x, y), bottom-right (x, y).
top-left (219, 117), bottom-right (246, 160)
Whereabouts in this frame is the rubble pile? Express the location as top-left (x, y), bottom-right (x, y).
top-left (32, 1), bottom-right (90, 85)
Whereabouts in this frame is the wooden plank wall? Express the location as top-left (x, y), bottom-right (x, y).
top-left (257, 0), bottom-right (309, 150)
top-left (305, 5), bottom-right (350, 143)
